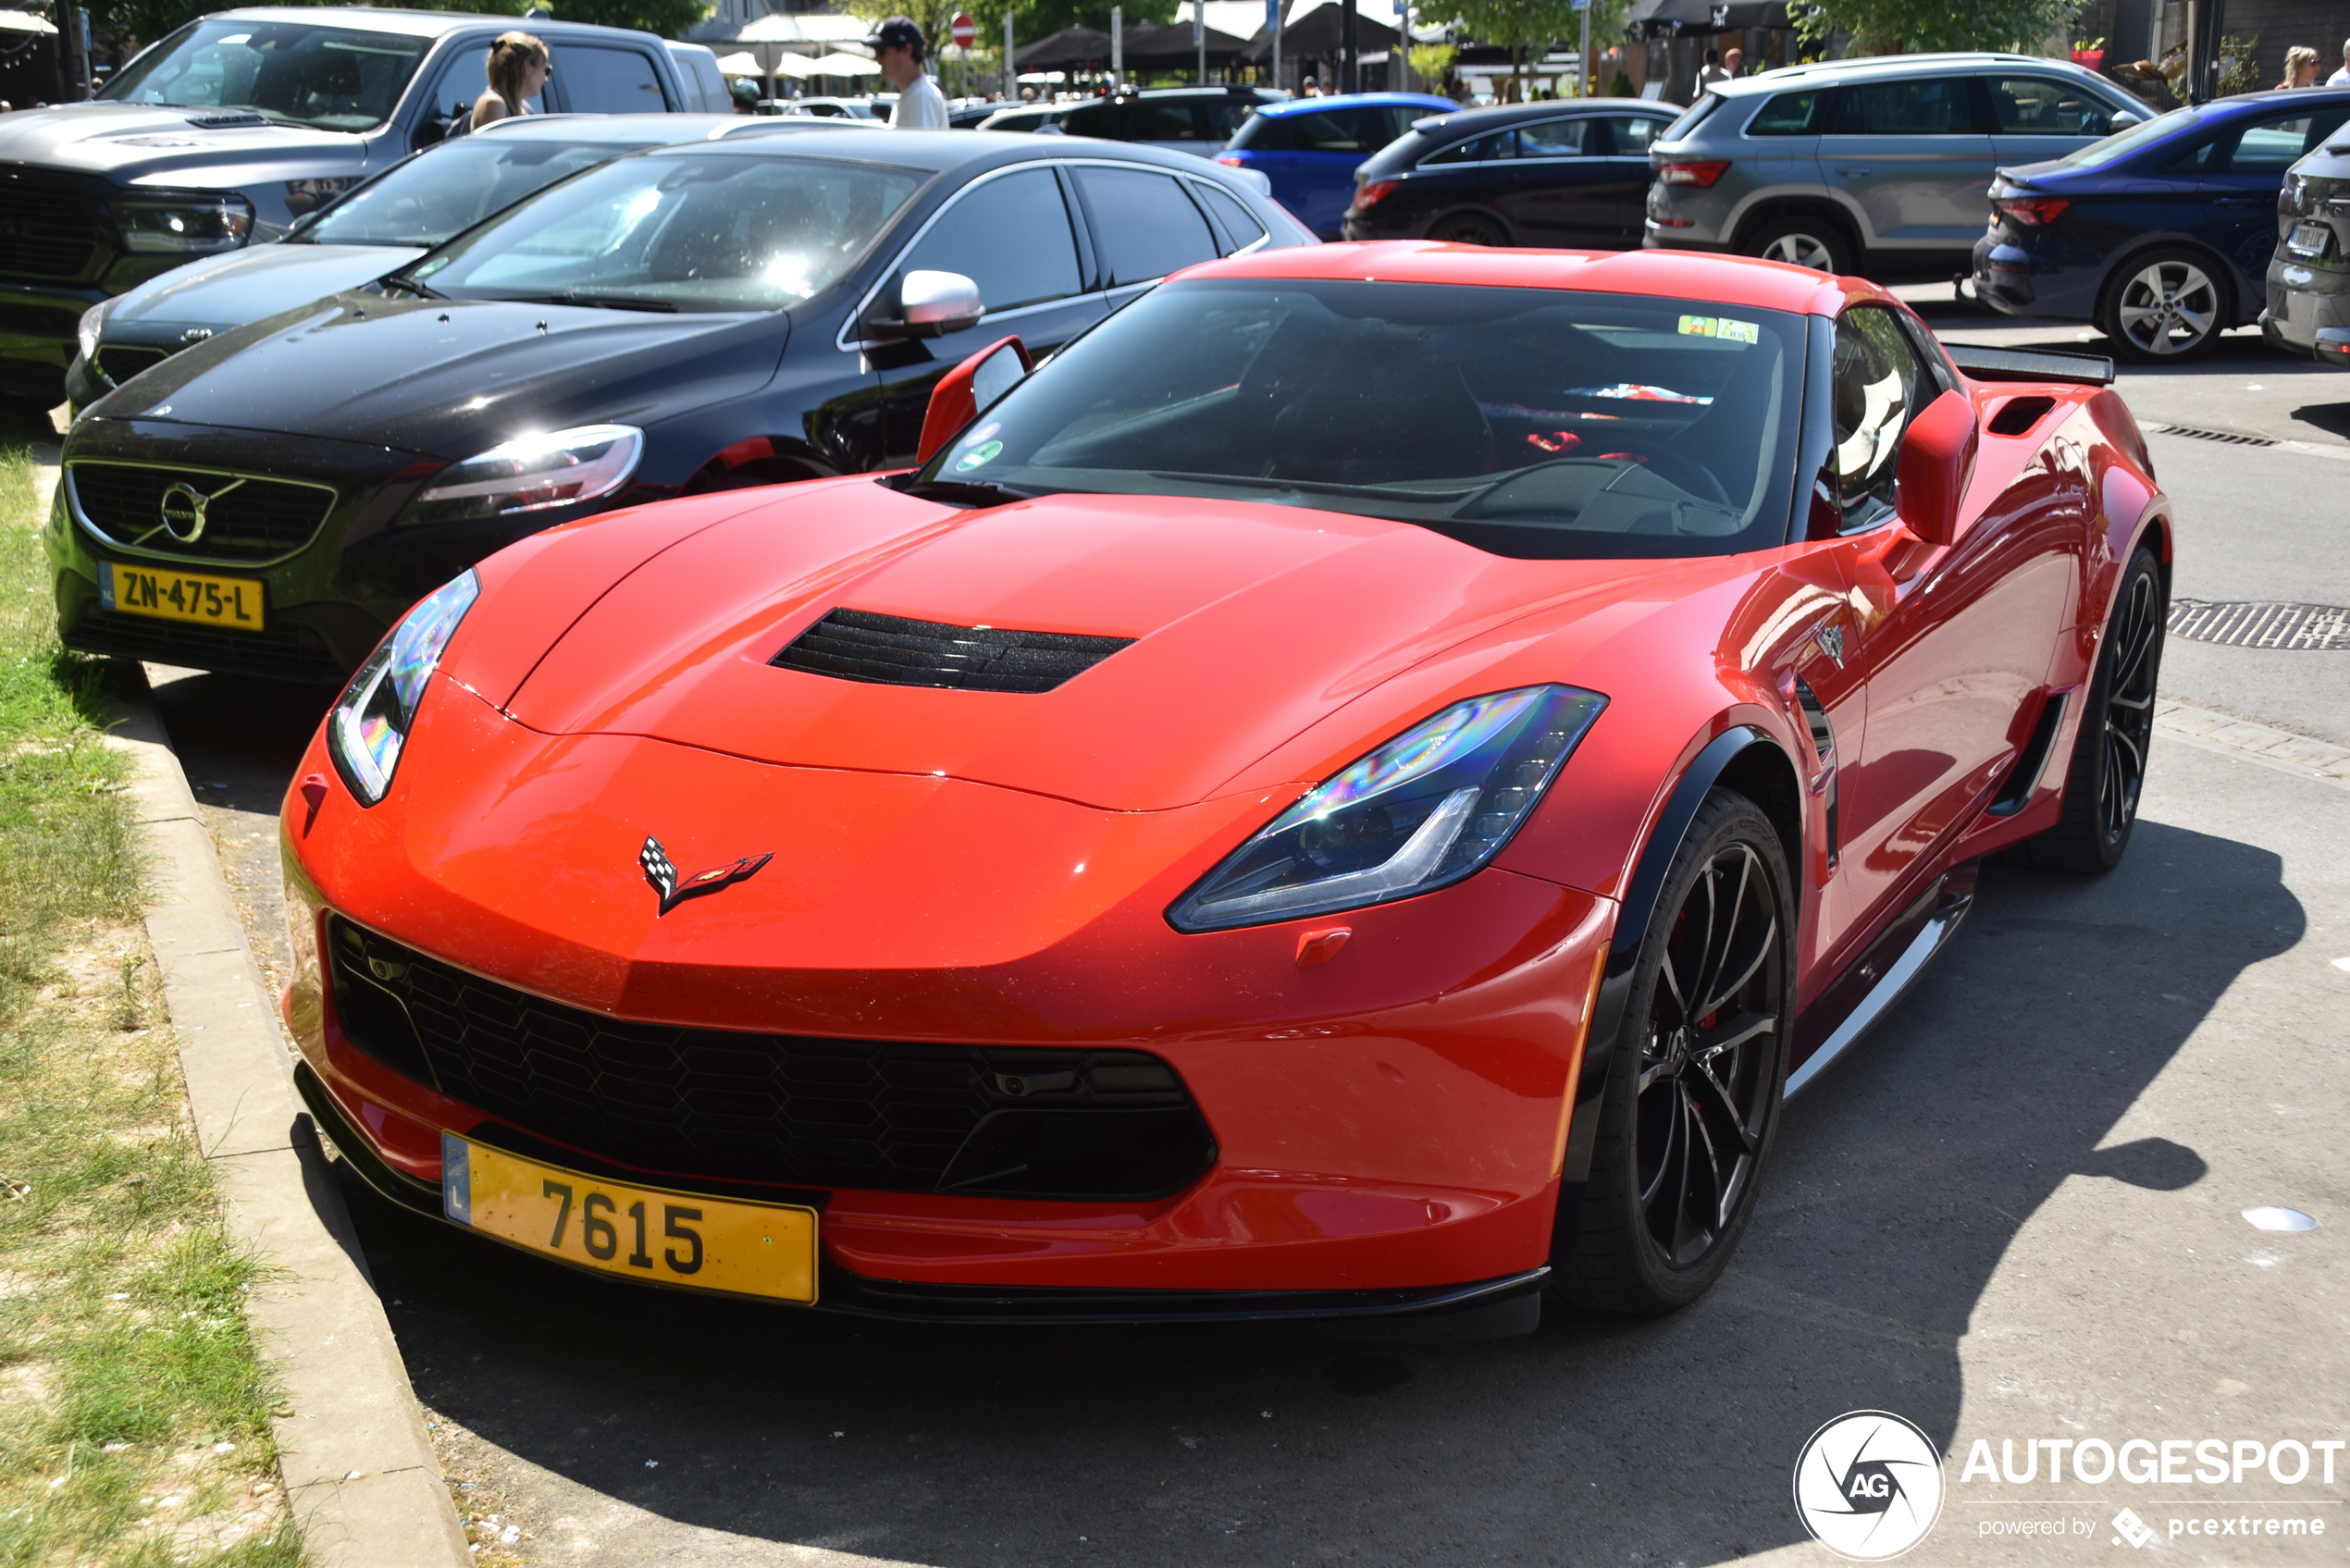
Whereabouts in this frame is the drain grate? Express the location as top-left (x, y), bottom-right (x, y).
top-left (2150, 423), bottom-right (2279, 447)
top-left (2168, 599), bottom-right (2350, 649)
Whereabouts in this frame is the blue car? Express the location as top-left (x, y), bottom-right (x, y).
top-left (1216, 91), bottom-right (1458, 238)
top-left (1972, 86), bottom-right (2350, 360)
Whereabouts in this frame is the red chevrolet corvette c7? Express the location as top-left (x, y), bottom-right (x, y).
top-left (280, 242), bottom-right (2171, 1328)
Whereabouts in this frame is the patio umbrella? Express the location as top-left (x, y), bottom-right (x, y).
top-left (714, 50), bottom-right (762, 76)
top-left (1014, 24), bottom-right (1113, 70)
top-left (1240, 4), bottom-right (1397, 61)
top-left (1116, 19), bottom-right (1252, 70)
top-left (810, 50), bottom-right (884, 75)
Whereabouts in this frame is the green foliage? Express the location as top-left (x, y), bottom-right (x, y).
top-left (1408, 40), bottom-right (1459, 82)
top-left (1445, 0), bottom-right (1584, 66)
top-left (1791, 0), bottom-right (2079, 56)
top-left (2214, 32), bottom-right (2260, 95)
top-left (93, 0), bottom-right (709, 56)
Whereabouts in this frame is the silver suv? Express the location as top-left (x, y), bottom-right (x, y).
top-left (1644, 53), bottom-right (2146, 278)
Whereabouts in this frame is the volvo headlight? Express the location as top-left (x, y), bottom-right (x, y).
top-left (403, 425), bottom-right (643, 525)
top-left (328, 571), bottom-right (479, 806)
top-left (113, 192), bottom-right (254, 254)
top-left (1169, 685), bottom-right (1607, 933)
top-left (77, 302), bottom-right (108, 364)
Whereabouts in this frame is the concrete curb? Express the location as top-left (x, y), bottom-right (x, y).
top-left (105, 679), bottom-right (472, 1568)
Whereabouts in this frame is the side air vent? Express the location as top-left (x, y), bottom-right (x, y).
top-left (773, 607), bottom-right (1134, 694)
top-left (1794, 676), bottom-right (1838, 869)
top-left (1987, 395), bottom-right (2057, 436)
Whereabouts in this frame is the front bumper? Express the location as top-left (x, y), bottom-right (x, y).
top-left (2263, 253), bottom-right (2350, 366)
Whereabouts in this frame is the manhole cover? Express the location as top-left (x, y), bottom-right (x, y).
top-left (2169, 599), bottom-right (2350, 649)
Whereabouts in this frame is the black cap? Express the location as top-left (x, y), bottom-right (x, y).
top-left (866, 15), bottom-right (924, 53)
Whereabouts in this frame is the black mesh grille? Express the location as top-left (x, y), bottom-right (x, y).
top-left (773, 607), bottom-right (1134, 694)
top-left (64, 609), bottom-right (347, 685)
top-left (0, 184), bottom-right (107, 283)
top-left (325, 918), bottom-right (1217, 1200)
top-left (96, 344), bottom-right (174, 386)
top-left (68, 464), bottom-right (335, 562)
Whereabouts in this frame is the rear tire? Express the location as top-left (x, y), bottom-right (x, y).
top-left (1427, 211), bottom-right (1509, 246)
top-left (2099, 249), bottom-right (2228, 362)
top-left (1741, 213), bottom-right (1851, 274)
top-left (2015, 546), bottom-right (2165, 872)
top-left (1551, 788), bottom-right (1793, 1315)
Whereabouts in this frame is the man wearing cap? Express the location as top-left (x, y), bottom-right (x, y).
top-left (871, 16), bottom-right (948, 129)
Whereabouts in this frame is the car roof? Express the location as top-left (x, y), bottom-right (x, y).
top-left (204, 6), bottom-right (658, 40)
top-left (1257, 92), bottom-right (1457, 117)
top-left (1411, 97), bottom-right (1676, 133)
top-left (639, 124), bottom-right (1257, 180)
top-left (1183, 239), bottom-right (1883, 317)
top-left (1713, 50), bottom-right (2109, 95)
top-left (471, 112), bottom-right (775, 144)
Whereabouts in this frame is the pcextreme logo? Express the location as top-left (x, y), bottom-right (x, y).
top-left (1793, 1411), bottom-right (1948, 1561)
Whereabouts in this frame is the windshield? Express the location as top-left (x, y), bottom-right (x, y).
top-left (305, 139), bottom-right (649, 248)
top-left (406, 149), bottom-right (925, 312)
top-left (2059, 103), bottom-right (2206, 168)
top-left (919, 279), bottom-right (1805, 561)
top-left (102, 19), bottom-right (429, 132)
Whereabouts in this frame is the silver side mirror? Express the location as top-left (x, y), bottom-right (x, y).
top-left (2109, 109), bottom-right (2145, 129)
top-left (881, 269), bottom-right (984, 340)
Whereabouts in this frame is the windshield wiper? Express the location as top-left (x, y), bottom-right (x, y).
top-left (898, 478), bottom-right (1040, 509)
top-left (530, 292), bottom-right (678, 314)
top-left (379, 274), bottom-right (439, 299)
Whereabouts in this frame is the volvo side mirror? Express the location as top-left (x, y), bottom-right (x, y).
top-left (872, 269), bottom-right (984, 340)
top-left (916, 335), bottom-right (1033, 465)
top-left (1895, 389), bottom-right (1980, 548)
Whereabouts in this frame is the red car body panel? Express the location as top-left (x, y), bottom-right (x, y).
top-left (280, 242), bottom-right (2171, 1312)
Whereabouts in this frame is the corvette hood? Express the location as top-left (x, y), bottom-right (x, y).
top-left (98, 243), bottom-right (423, 340)
top-left (88, 293), bottom-right (785, 458)
top-left (0, 103), bottom-right (364, 182)
top-left (499, 488), bottom-right (1673, 812)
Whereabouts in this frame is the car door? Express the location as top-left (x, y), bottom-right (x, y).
top-left (549, 43), bottom-right (674, 115)
top-left (1285, 105), bottom-right (1403, 235)
top-left (1594, 113), bottom-right (1670, 244)
top-left (1411, 126), bottom-right (1519, 235)
top-left (1816, 75), bottom-right (1997, 250)
top-left (1985, 72), bottom-right (2134, 167)
top-left (1829, 305), bottom-right (2084, 944)
top-left (863, 165), bottom-right (1107, 468)
top-left (2202, 105), bottom-right (2350, 301)
top-left (1495, 116), bottom-right (1620, 249)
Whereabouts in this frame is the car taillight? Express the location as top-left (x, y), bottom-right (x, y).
top-left (1215, 154), bottom-right (1243, 167)
top-left (1658, 160), bottom-right (1730, 187)
top-left (1354, 179), bottom-right (1400, 209)
top-left (1996, 196), bottom-right (2071, 226)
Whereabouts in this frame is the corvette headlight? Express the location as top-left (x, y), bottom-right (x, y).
top-left (77, 302), bottom-right (108, 364)
top-left (113, 192), bottom-right (254, 254)
top-left (403, 425), bottom-right (643, 525)
top-left (1169, 685), bottom-right (1607, 933)
top-left (328, 571), bottom-right (479, 806)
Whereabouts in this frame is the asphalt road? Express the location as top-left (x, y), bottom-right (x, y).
top-left (98, 326), bottom-right (2350, 1567)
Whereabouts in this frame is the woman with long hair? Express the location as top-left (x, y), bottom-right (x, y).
top-left (2280, 45), bottom-right (2320, 88)
top-left (472, 31), bottom-right (550, 130)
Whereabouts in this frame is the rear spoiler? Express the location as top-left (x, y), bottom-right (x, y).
top-left (1945, 342), bottom-right (2116, 387)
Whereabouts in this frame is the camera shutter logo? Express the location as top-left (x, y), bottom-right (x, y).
top-left (1792, 1411), bottom-right (1946, 1561)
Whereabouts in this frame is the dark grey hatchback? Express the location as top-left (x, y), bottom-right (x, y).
top-left (1339, 100), bottom-right (1677, 248)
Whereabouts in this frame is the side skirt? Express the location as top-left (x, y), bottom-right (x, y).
top-left (1784, 865), bottom-right (1978, 1100)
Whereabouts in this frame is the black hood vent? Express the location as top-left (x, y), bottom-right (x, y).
top-left (184, 110), bottom-right (270, 128)
top-left (773, 607), bottom-right (1133, 694)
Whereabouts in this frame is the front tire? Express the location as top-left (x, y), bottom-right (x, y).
top-left (1551, 788), bottom-right (1793, 1315)
top-left (2016, 545), bottom-right (2165, 872)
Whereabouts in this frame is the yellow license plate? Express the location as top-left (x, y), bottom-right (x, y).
top-left (440, 1134), bottom-right (817, 1303)
top-left (101, 562), bottom-right (266, 630)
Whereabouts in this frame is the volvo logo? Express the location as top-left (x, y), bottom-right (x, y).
top-left (158, 482), bottom-right (212, 542)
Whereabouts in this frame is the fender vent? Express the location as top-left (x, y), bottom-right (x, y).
top-left (1986, 395), bottom-right (2056, 436)
top-left (773, 607), bottom-right (1134, 693)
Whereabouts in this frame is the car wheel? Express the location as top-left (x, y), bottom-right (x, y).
top-left (1742, 215), bottom-right (1849, 274)
top-left (1551, 787), bottom-right (1792, 1315)
top-left (2099, 251), bottom-right (2226, 361)
top-left (2015, 545), bottom-right (2165, 872)
top-left (1427, 211), bottom-right (1509, 246)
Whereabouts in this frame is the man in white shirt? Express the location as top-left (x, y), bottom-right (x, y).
top-left (872, 17), bottom-right (949, 129)
top-left (2331, 37), bottom-right (2350, 85)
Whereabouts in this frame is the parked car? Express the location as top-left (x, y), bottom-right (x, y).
top-left (780, 95), bottom-right (884, 119)
top-left (1058, 85), bottom-right (1287, 158)
top-left (2264, 130), bottom-right (2350, 368)
top-left (46, 130), bottom-right (1312, 682)
top-left (948, 98), bottom-right (1004, 129)
top-left (1214, 91), bottom-right (1455, 238)
top-left (665, 43), bottom-right (733, 113)
top-left (0, 6), bottom-right (703, 410)
top-left (275, 247), bottom-right (2171, 1328)
top-left (67, 114), bottom-right (822, 413)
top-left (1975, 90), bottom-right (2350, 360)
top-left (1644, 52), bottom-right (2146, 278)
top-left (1340, 100), bottom-right (1679, 248)
top-left (973, 100), bottom-right (1078, 134)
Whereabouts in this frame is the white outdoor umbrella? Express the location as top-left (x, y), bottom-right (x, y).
top-left (810, 51), bottom-right (884, 75)
top-left (713, 51), bottom-right (762, 76)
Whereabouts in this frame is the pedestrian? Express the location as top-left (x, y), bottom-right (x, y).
top-left (1302, 74), bottom-right (1321, 96)
top-left (470, 31), bottom-right (549, 130)
top-left (1699, 47), bottom-right (1728, 90)
top-left (2331, 37), bottom-right (2350, 84)
top-left (1722, 45), bottom-right (1744, 76)
top-left (2280, 46), bottom-right (2320, 88)
top-left (869, 15), bottom-right (947, 129)
top-left (729, 77), bottom-right (760, 113)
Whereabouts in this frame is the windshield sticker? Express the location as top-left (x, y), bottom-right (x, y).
top-left (1566, 383), bottom-right (1715, 405)
top-left (1678, 315), bottom-right (1760, 344)
top-left (953, 439), bottom-right (1004, 474)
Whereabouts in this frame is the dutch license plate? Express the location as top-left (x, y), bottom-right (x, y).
top-left (440, 1134), bottom-right (817, 1303)
top-left (2288, 221), bottom-right (2331, 258)
top-left (100, 562), bottom-right (265, 630)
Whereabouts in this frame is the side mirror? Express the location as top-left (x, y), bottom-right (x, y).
top-left (1895, 388), bottom-right (1980, 548)
top-left (916, 335), bottom-right (1033, 466)
top-left (2109, 109), bottom-right (2145, 129)
top-left (872, 269), bottom-right (984, 340)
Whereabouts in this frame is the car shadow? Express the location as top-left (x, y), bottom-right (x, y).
top-left (339, 817), bottom-right (2298, 1566)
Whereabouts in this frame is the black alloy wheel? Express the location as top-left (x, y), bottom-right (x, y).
top-left (1552, 787), bottom-right (1792, 1315)
top-left (2018, 545), bottom-right (2165, 872)
top-left (1427, 211), bottom-right (1509, 246)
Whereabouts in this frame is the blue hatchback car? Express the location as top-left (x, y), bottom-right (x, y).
top-left (1972, 87), bottom-right (2350, 359)
top-left (1216, 91), bottom-right (1458, 238)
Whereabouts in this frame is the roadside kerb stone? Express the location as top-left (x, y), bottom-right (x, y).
top-left (2156, 698), bottom-right (2350, 787)
top-left (105, 680), bottom-right (470, 1568)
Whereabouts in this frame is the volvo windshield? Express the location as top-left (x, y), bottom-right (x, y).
top-left (917, 278), bottom-right (1806, 561)
top-left (303, 139), bottom-right (650, 248)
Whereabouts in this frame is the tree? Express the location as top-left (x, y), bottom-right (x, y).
top-left (548, 0), bottom-right (714, 41)
top-left (1791, 0), bottom-right (2077, 55)
top-left (1438, 0), bottom-right (1582, 98)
